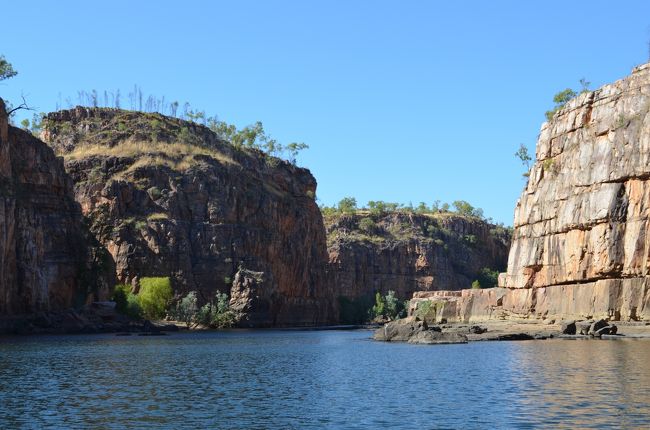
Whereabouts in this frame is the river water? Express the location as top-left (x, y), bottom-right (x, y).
top-left (1, 330), bottom-right (649, 429)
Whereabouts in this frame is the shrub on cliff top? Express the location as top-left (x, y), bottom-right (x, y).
top-left (138, 277), bottom-right (173, 319)
top-left (337, 197), bottom-right (358, 214)
top-left (544, 83), bottom-right (588, 121)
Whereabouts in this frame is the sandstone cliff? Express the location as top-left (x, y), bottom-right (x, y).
top-left (42, 107), bottom-right (333, 326)
top-left (326, 211), bottom-right (510, 311)
top-left (503, 62), bottom-right (650, 321)
top-left (0, 99), bottom-right (113, 319)
top-left (409, 63), bottom-right (650, 323)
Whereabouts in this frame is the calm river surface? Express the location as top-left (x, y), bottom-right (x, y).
top-left (1, 330), bottom-right (649, 429)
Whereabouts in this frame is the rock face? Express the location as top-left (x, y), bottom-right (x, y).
top-left (409, 63), bottom-right (650, 323)
top-left (504, 62), bottom-right (650, 321)
top-left (42, 107), bottom-right (333, 326)
top-left (326, 211), bottom-right (510, 307)
top-left (0, 99), bottom-right (113, 319)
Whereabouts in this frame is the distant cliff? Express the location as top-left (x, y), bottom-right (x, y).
top-left (0, 99), bottom-right (113, 319)
top-left (326, 211), bottom-right (510, 308)
top-left (42, 107), bottom-right (333, 327)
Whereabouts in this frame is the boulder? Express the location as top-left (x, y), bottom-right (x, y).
top-left (588, 319), bottom-right (609, 336)
top-left (374, 319), bottom-right (468, 344)
top-left (561, 320), bottom-right (577, 335)
top-left (407, 331), bottom-right (468, 345)
top-left (594, 324), bottom-right (618, 337)
top-left (469, 325), bottom-right (487, 334)
top-left (373, 318), bottom-right (428, 342)
top-left (576, 321), bottom-right (592, 335)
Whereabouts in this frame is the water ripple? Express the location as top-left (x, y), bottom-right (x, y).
top-left (1, 331), bottom-right (649, 429)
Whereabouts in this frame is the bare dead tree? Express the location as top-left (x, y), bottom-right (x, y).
top-left (7, 94), bottom-right (35, 116)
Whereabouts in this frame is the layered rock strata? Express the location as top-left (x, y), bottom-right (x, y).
top-left (410, 63), bottom-right (650, 323)
top-left (43, 108), bottom-right (333, 326)
top-left (326, 212), bottom-right (510, 301)
top-left (0, 99), bottom-right (113, 319)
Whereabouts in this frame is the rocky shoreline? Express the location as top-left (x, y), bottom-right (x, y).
top-left (0, 302), bottom-right (180, 336)
top-left (373, 317), bottom-right (650, 344)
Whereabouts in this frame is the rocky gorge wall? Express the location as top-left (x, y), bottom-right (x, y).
top-left (0, 99), bottom-right (112, 319)
top-left (42, 108), bottom-right (333, 327)
top-left (409, 63), bottom-right (650, 323)
top-left (326, 212), bottom-right (510, 302)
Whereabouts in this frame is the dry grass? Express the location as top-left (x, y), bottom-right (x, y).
top-left (66, 139), bottom-right (237, 170)
top-left (147, 213), bottom-right (169, 221)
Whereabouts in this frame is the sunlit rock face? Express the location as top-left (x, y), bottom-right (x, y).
top-left (408, 64), bottom-right (650, 322)
top-left (502, 62), bottom-right (650, 320)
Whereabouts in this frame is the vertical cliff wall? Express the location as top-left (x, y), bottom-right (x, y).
top-left (0, 99), bottom-right (112, 317)
top-left (42, 108), bottom-right (333, 326)
top-left (408, 63), bottom-right (650, 323)
top-left (503, 63), bottom-right (650, 320)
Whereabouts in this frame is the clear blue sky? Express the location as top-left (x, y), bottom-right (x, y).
top-left (2, 1), bottom-right (649, 225)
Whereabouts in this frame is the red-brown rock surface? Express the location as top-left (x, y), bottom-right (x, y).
top-left (0, 99), bottom-right (113, 318)
top-left (43, 107), bottom-right (333, 326)
top-left (326, 211), bottom-right (510, 303)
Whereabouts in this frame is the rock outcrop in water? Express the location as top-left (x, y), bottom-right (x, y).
top-left (42, 107), bottom-right (333, 326)
top-left (409, 63), bottom-right (650, 323)
top-left (0, 98), bottom-right (113, 322)
top-left (326, 211), bottom-right (510, 306)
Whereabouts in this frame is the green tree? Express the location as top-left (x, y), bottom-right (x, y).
top-left (452, 200), bottom-right (483, 218)
top-left (111, 284), bottom-right (142, 319)
top-left (515, 143), bottom-right (532, 171)
top-left (471, 280), bottom-right (481, 289)
top-left (211, 292), bottom-right (237, 328)
top-left (545, 87), bottom-right (578, 121)
top-left (477, 267), bottom-right (499, 289)
top-left (172, 291), bottom-right (198, 327)
top-left (371, 292), bottom-right (385, 318)
top-left (286, 142), bottom-right (309, 164)
top-left (367, 201), bottom-right (400, 216)
top-left (137, 277), bottom-right (173, 319)
top-left (553, 88), bottom-right (577, 106)
top-left (384, 290), bottom-right (399, 318)
top-left (0, 55), bottom-right (17, 81)
top-left (415, 202), bottom-right (429, 214)
top-left (338, 197), bottom-right (357, 214)
top-left (358, 217), bottom-right (377, 234)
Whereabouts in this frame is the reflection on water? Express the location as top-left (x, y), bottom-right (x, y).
top-left (1, 331), bottom-right (649, 429)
